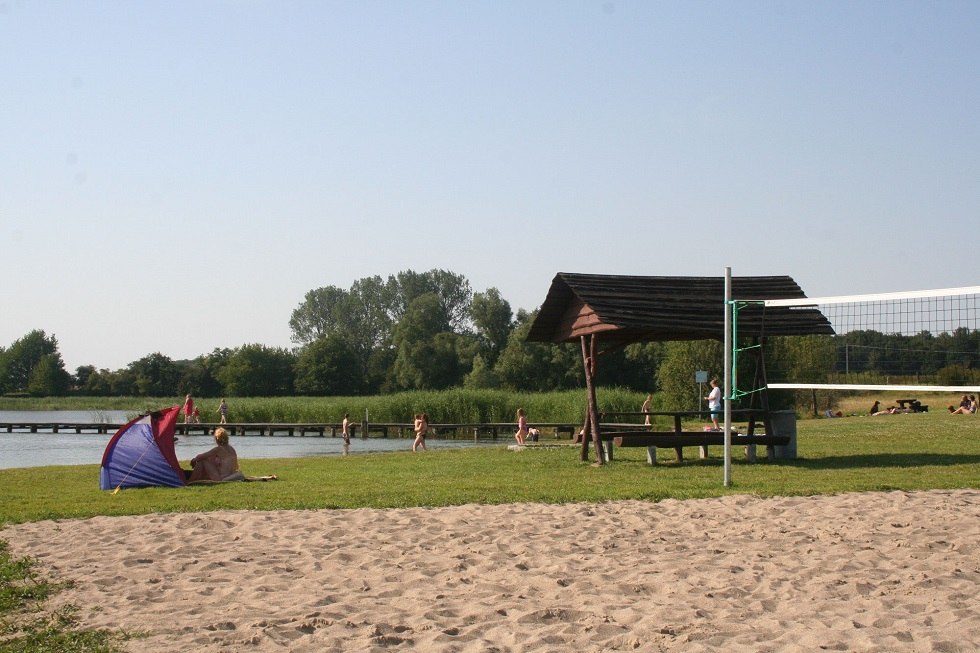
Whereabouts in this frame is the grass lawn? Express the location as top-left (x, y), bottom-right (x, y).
top-left (2, 410), bottom-right (978, 525)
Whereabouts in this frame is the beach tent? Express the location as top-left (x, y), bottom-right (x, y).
top-left (100, 405), bottom-right (186, 490)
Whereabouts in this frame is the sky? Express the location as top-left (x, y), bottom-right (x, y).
top-left (2, 1), bottom-right (978, 373)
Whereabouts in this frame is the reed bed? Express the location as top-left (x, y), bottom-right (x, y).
top-left (0, 389), bottom-right (650, 425)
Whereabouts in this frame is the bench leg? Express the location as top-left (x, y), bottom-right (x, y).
top-left (699, 445), bottom-right (709, 460)
top-left (646, 446), bottom-right (657, 465)
top-left (604, 440), bottom-right (613, 463)
top-left (745, 444), bottom-right (757, 463)
top-left (674, 447), bottom-right (683, 463)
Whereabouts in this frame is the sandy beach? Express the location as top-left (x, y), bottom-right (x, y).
top-left (4, 489), bottom-right (980, 652)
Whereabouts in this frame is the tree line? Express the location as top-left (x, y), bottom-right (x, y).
top-left (2, 269), bottom-right (978, 409)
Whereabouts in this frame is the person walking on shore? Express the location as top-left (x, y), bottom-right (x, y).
top-left (182, 394), bottom-right (194, 425)
top-left (515, 408), bottom-right (528, 446)
top-left (412, 412), bottom-right (428, 452)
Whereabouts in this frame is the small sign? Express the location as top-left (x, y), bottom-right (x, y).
top-left (695, 370), bottom-right (708, 383)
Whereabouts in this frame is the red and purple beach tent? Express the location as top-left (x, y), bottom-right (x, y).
top-left (100, 405), bottom-right (186, 490)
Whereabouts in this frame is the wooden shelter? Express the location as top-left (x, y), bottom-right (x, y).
top-left (526, 273), bottom-right (834, 463)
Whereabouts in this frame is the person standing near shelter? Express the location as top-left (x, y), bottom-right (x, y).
top-left (641, 393), bottom-right (653, 427)
top-left (217, 399), bottom-right (229, 424)
top-left (182, 394), bottom-right (195, 425)
top-left (515, 408), bottom-right (528, 445)
top-left (705, 379), bottom-right (722, 431)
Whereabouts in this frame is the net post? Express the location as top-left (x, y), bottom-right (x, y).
top-left (724, 267), bottom-right (732, 487)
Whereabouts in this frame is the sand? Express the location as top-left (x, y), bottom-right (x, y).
top-left (3, 489), bottom-right (980, 652)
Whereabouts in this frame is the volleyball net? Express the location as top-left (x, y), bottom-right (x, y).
top-left (736, 285), bottom-right (980, 394)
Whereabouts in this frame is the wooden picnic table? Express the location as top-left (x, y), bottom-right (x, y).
top-left (598, 408), bottom-right (784, 464)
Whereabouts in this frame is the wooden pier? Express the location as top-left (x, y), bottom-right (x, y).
top-left (0, 421), bottom-right (583, 439)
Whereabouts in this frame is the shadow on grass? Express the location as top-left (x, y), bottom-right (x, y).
top-left (642, 452), bottom-right (980, 470)
top-left (777, 453), bottom-right (980, 470)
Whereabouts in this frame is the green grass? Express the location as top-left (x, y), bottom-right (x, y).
top-left (1, 410), bottom-right (978, 653)
top-left (0, 541), bottom-right (125, 652)
top-left (2, 410), bottom-right (979, 524)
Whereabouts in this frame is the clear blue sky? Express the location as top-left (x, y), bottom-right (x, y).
top-left (2, 1), bottom-right (978, 372)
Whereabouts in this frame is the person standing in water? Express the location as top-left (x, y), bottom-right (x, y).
top-left (341, 413), bottom-right (355, 456)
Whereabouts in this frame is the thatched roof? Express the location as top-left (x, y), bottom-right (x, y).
top-left (526, 273), bottom-right (833, 346)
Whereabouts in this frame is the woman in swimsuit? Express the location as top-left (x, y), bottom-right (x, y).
top-left (515, 408), bottom-right (528, 445)
top-left (187, 427), bottom-right (239, 482)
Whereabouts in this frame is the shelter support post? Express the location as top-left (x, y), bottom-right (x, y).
top-left (580, 335), bottom-right (604, 465)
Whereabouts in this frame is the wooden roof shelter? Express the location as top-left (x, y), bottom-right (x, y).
top-left (527, 273), bottom-right (833, 348)
top-left (526, 273), bottom-right (834, 464)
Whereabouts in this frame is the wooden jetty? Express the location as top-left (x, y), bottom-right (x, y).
top-left (0, 421), bottom-right (584, 439)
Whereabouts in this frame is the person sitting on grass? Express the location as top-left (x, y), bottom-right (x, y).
top-left (187, 427), bottom-right (239, 483)
top-left (950, 395), bottom-right (977, 414)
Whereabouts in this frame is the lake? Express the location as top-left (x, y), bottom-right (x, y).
top-left (0, 411), bottom-right (505, 469)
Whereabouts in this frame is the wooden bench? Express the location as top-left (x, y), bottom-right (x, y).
top-left (599, 430), bottom-right (790, 464)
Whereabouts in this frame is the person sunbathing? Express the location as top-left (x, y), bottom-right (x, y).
top-left (872, 406), bottom-right (904, 416)
top-left (187, 427), bottom-right (239, 483)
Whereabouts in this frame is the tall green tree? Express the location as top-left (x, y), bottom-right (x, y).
top-left (655, 340), bottom-right (723, 410)
top-left (288, 285), bottom-right (353, 346)
top-left (289, 276), bottom-right (398, 383)
top-left (128, 353), bottom-right (182, 397)
top-left (73, 365), bottom-right (96, 389)
top-left (294, 337), bottom-right (364, 395)
top-left (494, 310), bottom-right (582, 392)
top-left (389, 293), bottom-right (464, 390)
top-left (289, 269), bottom-right (482, 393)
top-left (470, 288), bottom-right (513, 367)
top-left (218, 344), bottom-right (295, 396)
top-left (394, 269), bottom-right (472, 333)
top-left (27, 353), bottom-right (71, 396)
top-left (80, 368), bottom-right (114, 396)
top-left (0, 330), bottom-right (65, 395)
top-left (463, 353), bottom-right (500, 389)
top-left (178, 348), bottom-right (233, 397)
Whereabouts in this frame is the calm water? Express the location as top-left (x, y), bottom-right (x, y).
top-left (0, 411), bottom-right (504, 469)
